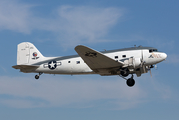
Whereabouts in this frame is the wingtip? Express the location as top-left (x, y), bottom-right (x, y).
top-left (75, 45), bottom-right (86, 50)
top-left (75, 45), bottom-right (84, 47)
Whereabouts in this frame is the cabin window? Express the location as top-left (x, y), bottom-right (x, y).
top-left (68, 61), bottom-right (71, 63)
top-left (115, 56), bottom-right (118, 59)
top-left (76, 61), bottom-right (80, 64)
top-left (122, 55), bottom-right (126, 58)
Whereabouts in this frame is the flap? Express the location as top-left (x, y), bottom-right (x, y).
top-left (75, 45), bottom-right (124, 71)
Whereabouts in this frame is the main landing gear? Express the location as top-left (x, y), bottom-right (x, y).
top-left (35, 72), bottom-right (43, 79)
top-left (120, 74), bottom-right (135, 87)
top-left (119, 68), bottom-right (135, 87)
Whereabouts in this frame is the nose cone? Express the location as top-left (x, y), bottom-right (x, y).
top-left (162, 53), bottom-right (167, 60)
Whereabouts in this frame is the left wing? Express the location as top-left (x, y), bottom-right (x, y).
top-left (75, 45), bottom-right (124, 73)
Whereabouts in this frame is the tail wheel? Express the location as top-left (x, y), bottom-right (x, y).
top-left (35, 72), bottom-right (43, 80)
top-left (35, 75), bottom-right (39, 79)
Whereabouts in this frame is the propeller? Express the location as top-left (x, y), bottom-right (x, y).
top-left (140, 50), bottom-right (146, 73)
top-left (140, 51), bottom-right (156, 77)
top-left (155, 64), bottom-right (157, 70)
top-left (149, 69), bottom-right (152, 77)
top-left (148, 65), bottom-right (157, 77)
top-left (149, 64), bottom-right (158, 77)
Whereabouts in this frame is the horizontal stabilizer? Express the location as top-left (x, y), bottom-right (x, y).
top-left (12, 65), bottom-right (39, 69)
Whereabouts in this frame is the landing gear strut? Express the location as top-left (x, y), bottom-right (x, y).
top-left (35, 72), bottom-right (43, 79)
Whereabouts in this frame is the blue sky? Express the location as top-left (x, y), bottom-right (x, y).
top-left (0, 0), bottom-right (179, 120)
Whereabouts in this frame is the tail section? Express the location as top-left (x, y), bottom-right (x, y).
top-left (17, 42), bottom-right (45, 65)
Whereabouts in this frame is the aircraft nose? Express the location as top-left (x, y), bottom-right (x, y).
top-left (162, 53), bottom-right (167, 60)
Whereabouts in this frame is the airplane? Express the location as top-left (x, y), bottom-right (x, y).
top-left (12, 42), bottom-right (167, 87)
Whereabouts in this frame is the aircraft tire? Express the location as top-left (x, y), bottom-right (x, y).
top-left (126, 78), bottom-right (135, 87)
top-left (35, 75), bottom-right (39, 79)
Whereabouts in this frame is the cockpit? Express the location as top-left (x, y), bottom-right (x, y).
top-left (149, 49), bottom-right (158, 53)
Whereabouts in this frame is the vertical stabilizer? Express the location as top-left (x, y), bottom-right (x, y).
top-left (17, 42), bottom-right (45, 65)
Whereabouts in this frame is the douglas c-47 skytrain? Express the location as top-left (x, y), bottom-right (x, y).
top-left (12, 42), bottom-right (167, 87)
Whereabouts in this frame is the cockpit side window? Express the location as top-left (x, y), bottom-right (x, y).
top-left (149, 49), bottom-right (158, 53)
top-left (153, 49), bottom-right (158, 52)
top-left (149, 49), bottom-right (153, 53)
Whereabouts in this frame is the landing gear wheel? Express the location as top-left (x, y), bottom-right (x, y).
top-left (126, 78), bottom-right (135, 87)
top-left (121, 68), bottom-right (129, 77)
top-left (35, 75), bottom-right (39, 79)
top-left (35, 72), bottom-right (43, 80)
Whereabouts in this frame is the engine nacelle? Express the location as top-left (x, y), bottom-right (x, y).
top-left (123, 57), bottom-right (141, 68)
top-left (132, 58), bottom-right (141, 68)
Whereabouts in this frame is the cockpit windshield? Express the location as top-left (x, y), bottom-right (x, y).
top-left (149, 49), bottom-right (158, 53)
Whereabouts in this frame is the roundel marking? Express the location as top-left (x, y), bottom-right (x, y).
top-left (33, 52), bottom-right (37, 57)
top-left (48, 61), bottom-right (57, 70)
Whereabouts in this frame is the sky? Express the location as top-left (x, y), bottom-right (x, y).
top-left (0, 0), bottom-right (179, 120)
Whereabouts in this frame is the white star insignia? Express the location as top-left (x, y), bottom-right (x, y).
top-left (49, 61), bottom-right (56, 68)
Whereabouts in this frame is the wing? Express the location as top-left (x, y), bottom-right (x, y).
top-left (75, 45), bottom-right (124, 73)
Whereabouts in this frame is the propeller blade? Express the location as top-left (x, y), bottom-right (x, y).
top-left (140, 50), bottom-right (147, 73)
top-left (143, 65), bottom-right (146, 73)
top-left (150, 69), bottom-right (152, 77)
top-left (141, 50), bottom-right (143, 62)
top-left (155, 64), bottom-right (157, 70)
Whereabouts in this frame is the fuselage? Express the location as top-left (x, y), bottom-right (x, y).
top-left (32, 46), bottom-right (167, 76)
